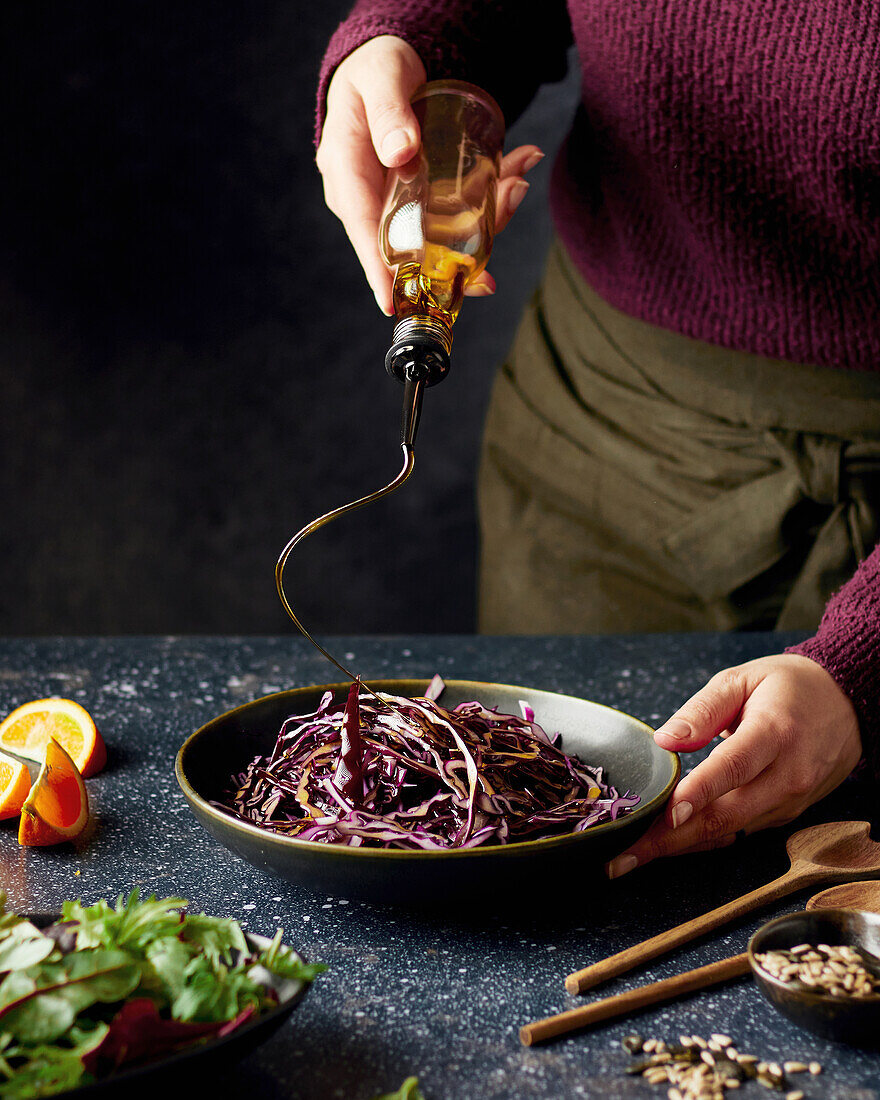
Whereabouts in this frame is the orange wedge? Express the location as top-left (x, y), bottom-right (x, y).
top-left (18, 738), bottom-right (89, 847)
top-left (0, 751), bottom-right (31, 821)
top-left (0, 698), bottom-right (106, 777)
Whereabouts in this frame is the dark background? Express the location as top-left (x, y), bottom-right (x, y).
top-left (0, 2), bottom-right (579, 635)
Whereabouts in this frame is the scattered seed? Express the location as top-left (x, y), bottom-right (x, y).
top-left (713, 1059), bottom-right (742, 1081)
top-left (621, 1034), bottom-right (827, 1099)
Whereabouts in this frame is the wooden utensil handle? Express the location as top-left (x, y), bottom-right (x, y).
top-left (565, 868), bottom-right (815, 995)
top-left (522, 952), bottom-right (751, 1046)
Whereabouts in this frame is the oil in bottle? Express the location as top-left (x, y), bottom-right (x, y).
top-left (380, 80), bottom-right (505, 386)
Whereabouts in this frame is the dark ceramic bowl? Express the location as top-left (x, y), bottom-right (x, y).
top-left (23, 914), bottom-right (312, 1097)
top-left (175, 679), bottom-right (679, 910)
top-left (748, 909), bottom-right (880, 1048)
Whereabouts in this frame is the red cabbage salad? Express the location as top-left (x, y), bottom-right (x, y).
top-left (222, 677), bottom-right (640, 849)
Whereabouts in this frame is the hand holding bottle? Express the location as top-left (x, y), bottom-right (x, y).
top-left (317, 35), bottom-right (545, 316)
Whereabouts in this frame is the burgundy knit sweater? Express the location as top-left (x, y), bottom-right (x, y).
top-left (318, 1), bottom-right (880, 775)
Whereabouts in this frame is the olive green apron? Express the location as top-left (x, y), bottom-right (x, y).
top-left (477, 241), bottom-right (880, 633)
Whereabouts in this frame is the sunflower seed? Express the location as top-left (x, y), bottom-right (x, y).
top-left (622, 1034), bottom-right (825, 1099)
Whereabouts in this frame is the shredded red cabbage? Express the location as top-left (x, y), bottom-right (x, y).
top-left (221, 679), bottom-right (640, 849)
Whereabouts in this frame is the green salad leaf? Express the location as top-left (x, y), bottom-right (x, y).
top-left (0, 951), bottom-right (141, 1043)
top-left (0, 924), bottom-right (56, 977)
top-left (0, 890), bottom-right (323, 1099)
top-left (60, 890), bottom-right (189, 953)
top-left (256, 928), bottom-right (327, 983)
top-left (372, 1078), bottom-right (426, 1100)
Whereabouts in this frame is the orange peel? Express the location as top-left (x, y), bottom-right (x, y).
top-left (0, 698), bottom-right (106, 777)
top-left (18, 737), bottom-right (89, 847)
top-left (0, 751), bottom-right (31, 821)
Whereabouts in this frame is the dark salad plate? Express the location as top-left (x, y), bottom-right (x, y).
top-left (176, 679), bottom-right (680, 910)
top-left (21, 914), bottom-right (311, 1098)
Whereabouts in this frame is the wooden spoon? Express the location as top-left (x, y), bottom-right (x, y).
top-left (565, 820), bottom-right (880, 995)
top-left (522, 876), bottom-right (880, 1046)
top-left (805, 880), bottom-right (880, 911)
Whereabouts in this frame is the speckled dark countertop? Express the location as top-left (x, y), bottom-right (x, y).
top-left (0, 634), bottom-right (878, 1099)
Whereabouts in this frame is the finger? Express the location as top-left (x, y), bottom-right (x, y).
top-left (499, 144), bottom-right (545, 180)
top-left (664, 718), bottom-right (779, 829)
top-left (652, 666), bottom-right (749, 752)
top-left (360, 64), bottom-right (423, 167)
top-left (328, 160), bottom-right (395, 313)
top-left (672, 832), bottom-right (738, 856)
top-left (607, 767), bottom-right (788, 877)
top-left (492, 146), bottom-right (545, 234)
top-left (465, 270), bottom-right (496, 297)
top-left (494, 178), bottom-right (531, 233)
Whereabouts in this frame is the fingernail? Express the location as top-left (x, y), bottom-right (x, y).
top-left (374, 291), bottom-right (393, 316)
top-left (523, 151), bottom-right (545, 172)
top-left (508, 180), bottom-right (530, 214)
top-left (382, 128), bottom-right (413, 161)
top-left (671, 800), bottom-right (693, 828)
top-left (655, 718), bottom-right (692, 741)
top-left (468, 283), bottom-right (495, 296)
top-left (606, 854), bottom-right (638, 880)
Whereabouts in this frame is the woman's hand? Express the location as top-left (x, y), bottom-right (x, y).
top-left (316, 35), bottom-right (545, 315)
top-left (606, 654), bottom-right (863, 878)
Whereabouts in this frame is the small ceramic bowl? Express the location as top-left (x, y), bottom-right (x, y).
top-left (748, 909), bottom-right (880, 1047)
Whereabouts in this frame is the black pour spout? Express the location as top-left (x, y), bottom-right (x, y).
top-left (385, 314), bottom-right (453, 447)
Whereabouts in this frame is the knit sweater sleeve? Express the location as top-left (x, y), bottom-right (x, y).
top-left (785, 542), bottom-right (880, 784)
top-left (316, 0), bottom-right (573, 144)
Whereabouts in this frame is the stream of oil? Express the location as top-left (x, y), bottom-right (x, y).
top-left (275, 443), bottom-right (417, 714)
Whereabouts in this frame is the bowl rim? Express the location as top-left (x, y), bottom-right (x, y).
top-left (175, 677), bottom-right (680, 862)
top-left (747, 908), bottom-right (880, 1004)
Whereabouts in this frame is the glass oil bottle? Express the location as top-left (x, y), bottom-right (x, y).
top-left (275, 81), bottom-right (504, 688)
top-left (380, 80), bottom-right (505, 391)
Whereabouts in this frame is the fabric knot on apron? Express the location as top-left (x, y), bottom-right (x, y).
top-left (478, 241), bottom-right (880, 634)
